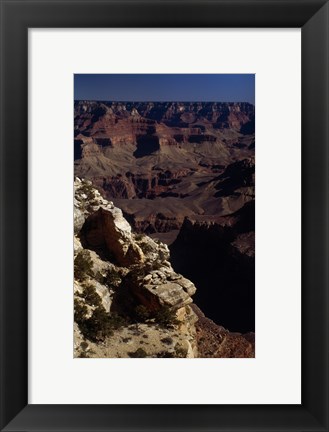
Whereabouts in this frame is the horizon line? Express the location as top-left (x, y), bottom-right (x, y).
top-left (74, 99), bottom-right (255, 105)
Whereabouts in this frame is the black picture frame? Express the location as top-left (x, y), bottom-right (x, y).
top-left (1, 1), bottom-right (328, 431)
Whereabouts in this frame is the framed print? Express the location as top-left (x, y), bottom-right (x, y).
top-left (29, 29), bottom-right (300, 405)
top-left (72, 73), bottom-right (256, 360)
top-left (0, 0), bottom-right (328, 431)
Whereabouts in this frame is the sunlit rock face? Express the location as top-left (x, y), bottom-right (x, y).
top-left (74, 179), bottom-right (254, 358)
top-left (74, 178), bottom-right (199, 358)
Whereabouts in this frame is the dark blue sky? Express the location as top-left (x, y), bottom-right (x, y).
top-left (74, 74), bottom-right (255, 104)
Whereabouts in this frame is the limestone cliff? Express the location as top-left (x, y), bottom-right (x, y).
top-left (74, 177), bottom-right (198, 358)
top-left (74, 177), bottom-right (255, 358)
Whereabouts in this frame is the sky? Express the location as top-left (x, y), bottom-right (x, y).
top-left (74, 74), bottom-right (255, 104)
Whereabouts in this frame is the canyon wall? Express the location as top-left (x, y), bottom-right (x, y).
top-left (74, 100), bottom-right (255, 343)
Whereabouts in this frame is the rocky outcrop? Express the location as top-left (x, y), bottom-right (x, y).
top-left (192, 305), bottom-right (255, 358)
top-left (81, 207), bottom-right (144, 266)
top-left (74, 179), bottom-right (255, 358)
top-left (101, 170), bottom-right (185, 200)
top-left (74, 178), bottom-right (198, 358)
top-left (213, 158), bottom-right (255, 197)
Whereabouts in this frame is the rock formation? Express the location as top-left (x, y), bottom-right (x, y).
top-left (73, 100), bottom-right (255, 357)
top-left (192, 304), bottom-right (255, 358)
top-left (74, 178), bottom-right (255, 358)
top-left (170, 200), bottom-right (255, 333)
top-left (74, 177), bottom-right (198, 358)
top-left (74, 101), bottom-right (255, 242)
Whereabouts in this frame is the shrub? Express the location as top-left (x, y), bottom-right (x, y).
top-left (161, 337), bottom-right (173, 345)
top-left (134, 304), bottom-right (179, 327)
top-left (79, 183), bottom-right (99, 212)
top-left (156, 351), bottom-right (175, 358)
top-left (78, 306), bottom-right (127, 342)
top-left (175, 346), bottom-right (188, 358)
top-left (105, 269), bottom-right (121, 288)
top-left (80, 183), bottom-right (94, 201)
top-left (78, 351), bottom-right (90, 358)
top-left (128, 348), bottom-right (148, 358)
top-left (155, 306), bottom-right (179, 328)
top-left (155, 346), bottom-right (187, 358)
top-left (74, 298), bottom-right (88, 323)
top-left (81, 283), bottom-right (101, 307)
top-left (78, 348), bottom-right (96, 359)
top-left (78, 306), bottom-right (110, 341)
top-left (94, 271), bottom-right (106, 284)
top-left (131, 323), bottom-right (142, 336)
top-left (135, 305), bottom-right (151, 322)
top-left (75, 285), bottom-right (128, 343)
top-left (74, 250), bottom-right (93, 281)
top-left (109, 313), bottom-right (129, 329)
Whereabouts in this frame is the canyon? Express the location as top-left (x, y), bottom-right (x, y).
top-left (74, 100), bottom-right (255, 343)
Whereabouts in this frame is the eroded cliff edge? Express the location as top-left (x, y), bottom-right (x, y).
top-left (74, 177), bottom-right (198, 358)
top-left (74, 178), bottom-right (255, 358)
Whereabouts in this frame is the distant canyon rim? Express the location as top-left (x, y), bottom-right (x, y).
top-left (74, 100), bottom-right (255, 333)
